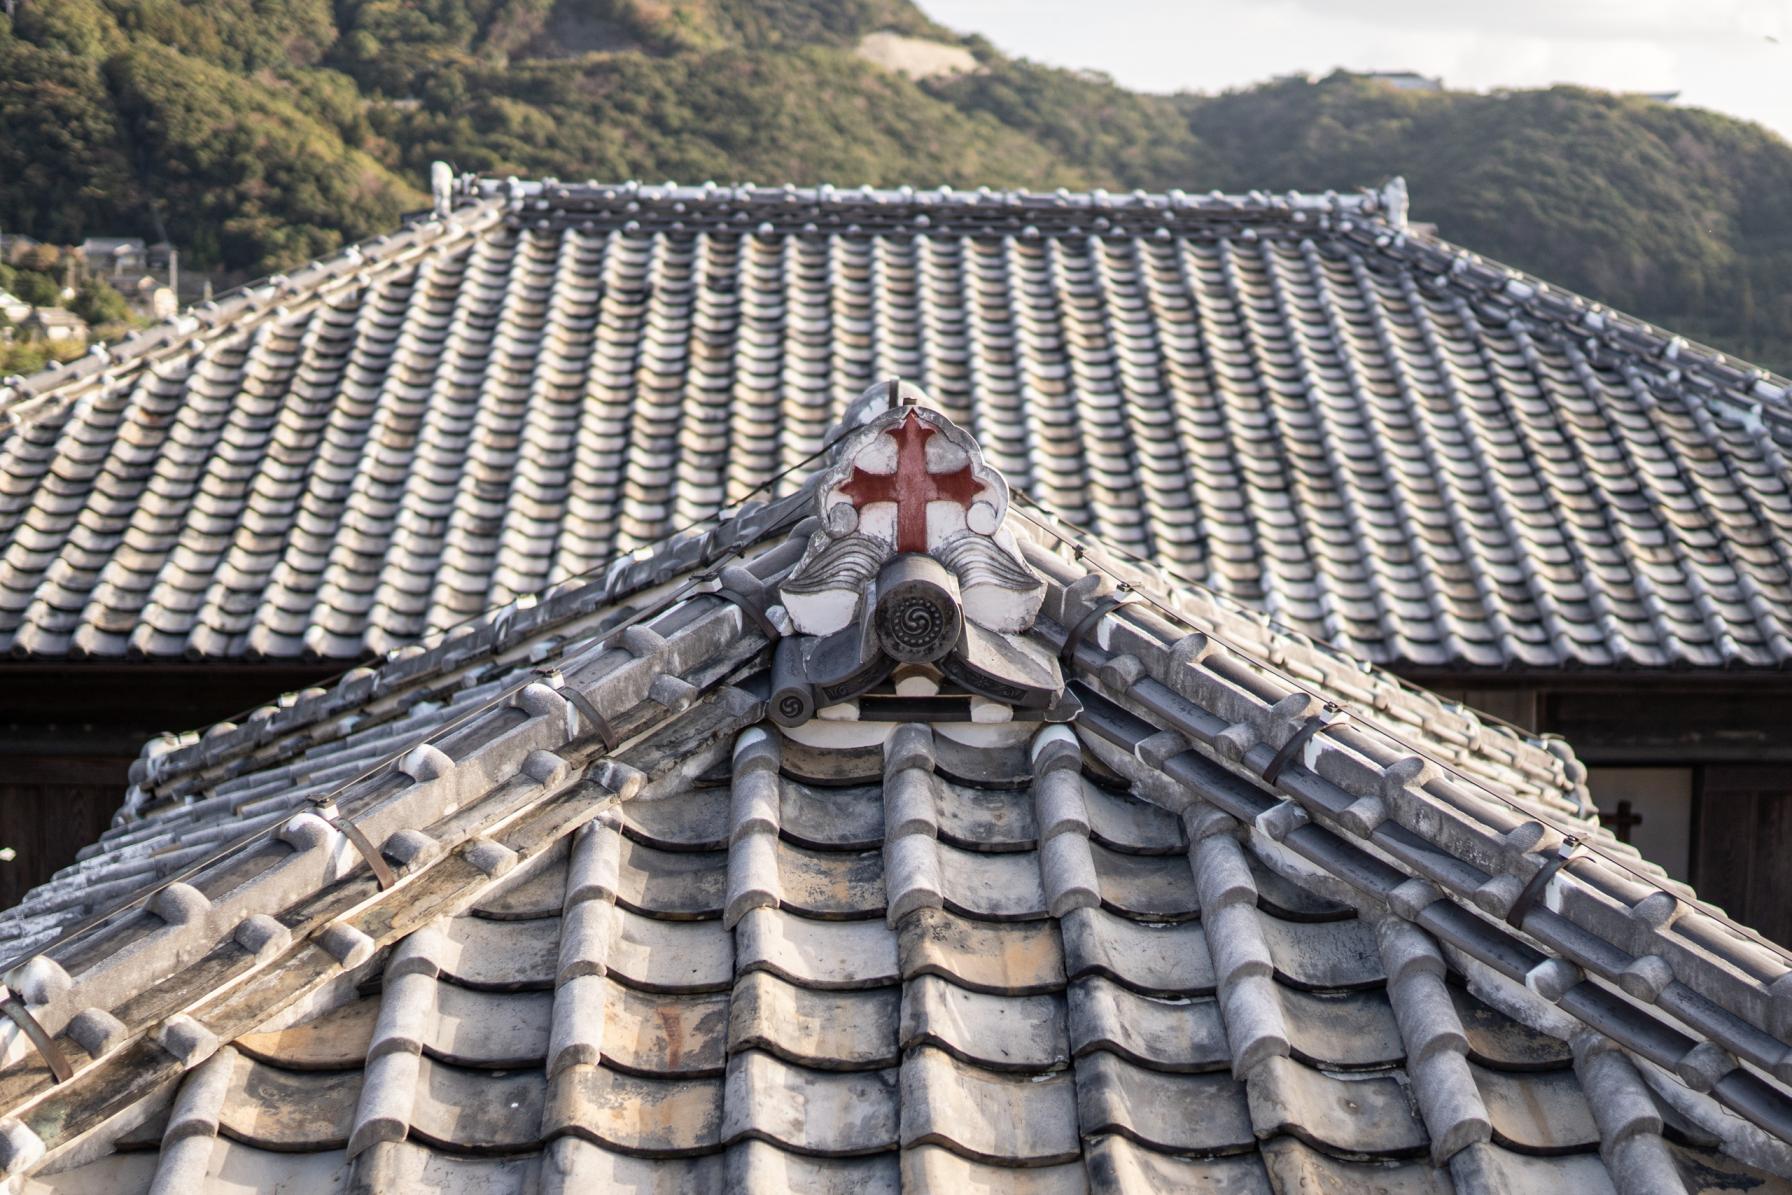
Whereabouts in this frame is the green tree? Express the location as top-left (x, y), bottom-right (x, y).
top-left (6, 270), bottom-right (61, 307)
top-left (70, 278), bottom-right (129, 326)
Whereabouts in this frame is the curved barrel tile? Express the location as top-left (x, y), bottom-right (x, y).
top-left (897, 908), bottom-right (1066, 995)
top-left (899, 1046), bottom-right (1080, 1165)
top-left (727, 971), bottom-right (899, 1071)
top-left (899, 975), bottom-right (1068, 1071)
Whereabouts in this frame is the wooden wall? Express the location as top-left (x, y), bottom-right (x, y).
top-left (0, 662), bottom-right (347, 914)
top-left (1693, 765), bottom-right (1792, 948)
top-left (0, 755), bottom-right (130, 910)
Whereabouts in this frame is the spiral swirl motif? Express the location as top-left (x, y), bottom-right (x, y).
top-left (776, 692), bottom-right (810, 722)
top-left (886, 595), bottom-right (944, 651)
top-left (877, 591), bottom-right (959, 663)
top-left (871, 552), bottom-right (964, 664)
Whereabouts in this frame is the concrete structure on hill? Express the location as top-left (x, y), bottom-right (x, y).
top-left (1363, 70), bottom-right (1446, 92)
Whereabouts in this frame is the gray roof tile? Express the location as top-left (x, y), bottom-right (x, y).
top-left (900, 1046), bottom-right (1080, 1163)
top-left (724, 1050), bottom-right (897, 1154)
top-left (1248, 1053), bottom-right (1428, 1155)
top-left (9, 418), bottom-right (1792, 1193)
top-left (728, 970), bottom-right (895, 1071)
top-left (900, 975), bottom-right (1067, 1072)
top-left (898, 908), bottom-right (1064, 995)
top-left (6, 182), bottom-right (1792, 670)
top-left (1066, 974), bottom-right (1230, 1072)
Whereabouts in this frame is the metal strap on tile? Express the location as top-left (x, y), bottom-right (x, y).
top-left (315, 805), bottom-right (397, 890)
top-left (560, 686), bottom-right (618, 754)
top-left (1261, 706), bottom-right (1351, 785)
top-left (1506, 836), bottom-right (1588, 929)
top-left (1, 993), bottom-right (72, 1083)
top-left (1060, 591), bottom-right (1136, 662)
top-left (702, 578), bottom-right (781, 641)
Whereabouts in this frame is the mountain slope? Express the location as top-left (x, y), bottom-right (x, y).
top-left (1, 0), bottom-right (1788, 370)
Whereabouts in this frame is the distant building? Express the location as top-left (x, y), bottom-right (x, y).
top-left (77, 237), bottom-right (147, 277)
top-left (111, 271), bottom-right (166, 307)
top-left (0, 234), bottom-right (38, 259)
top-left (1361, 70), bottom-right (1445, 92)
top-left (21, 308), bottom-right (88, 343)
top-left (0, 290), bottom-right (29, 325)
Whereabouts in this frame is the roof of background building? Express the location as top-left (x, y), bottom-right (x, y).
top-left (19, 310), bottom-right (86, 330)
top-left (0, 403), bottom-right (1789, 1191)
top-left (3, 178), bottom-right (1791, 671)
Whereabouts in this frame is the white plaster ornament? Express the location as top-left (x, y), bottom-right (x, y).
top-left (773, 387), bottom-right (1066, 751)
top-left (782, 400), bottom-right (1044, 637)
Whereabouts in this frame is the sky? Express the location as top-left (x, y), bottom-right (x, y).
top-left (920, 0), bottom-right (1792, 142)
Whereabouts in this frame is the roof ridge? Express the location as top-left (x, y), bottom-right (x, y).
top-left (476, 173), bottom-right (1399, 250)
top-left (118, 398), bottom-right (1597, 825)
top-left (0, 552), bottom-right (787, 1153)
top-left (112, 408), bottom-right (886, 812)
top-left (122, 486), bottom-right (814, 817)
top-left (473, 173), bottom-right (1394, 218)
top-left (1037, 545), bottom-right (1792, 1146)
top-left (1005, 499), bottom-right (1593, 817)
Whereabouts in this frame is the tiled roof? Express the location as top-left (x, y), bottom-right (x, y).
top-left (4, 179), bottom-right (1792, 668)
top-left (0, 418), bottom-right (1790, 1191)
top-left (28, 760), bottom-right (1773, 1192)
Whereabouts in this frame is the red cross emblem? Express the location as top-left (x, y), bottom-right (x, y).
top-left (839, 411), bottom-right (984, 553)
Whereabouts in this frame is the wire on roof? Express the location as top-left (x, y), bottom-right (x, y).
top-left (0, 431), bottom-right (842, 992)
top-left (177, 429), bottom-right (847, 745)
top-left (1007, 491), bottom-right (1792, 967)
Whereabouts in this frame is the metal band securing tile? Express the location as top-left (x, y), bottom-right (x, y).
top-left (1, 994), bottom-right (72, 1083)
top-left (317, 808), bottom-right (398, 890)
top-left (560, 687), bottom-right (617, 754)
top-left (1060, 592), bottom-right (1135, 662)
top-left (708, 583), bottom-right (781, 641)
top-left (1261, 707), bottom-right (1351, 785)
top-left (1506, 837), bottom-right (1588, 929)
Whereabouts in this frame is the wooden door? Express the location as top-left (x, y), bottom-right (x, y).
top-left (1694, 765), bottom-right (1792, 946)
top-left (0, 755), bottom-right (130, 910)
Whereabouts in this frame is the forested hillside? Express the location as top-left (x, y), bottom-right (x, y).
top-left (4, 0), bottom-right (1789, 371)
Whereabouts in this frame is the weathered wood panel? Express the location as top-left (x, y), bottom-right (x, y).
top-left (0, 755), bottom-right (130, 909)
top-left (0, 662), bottom-right (347, 909)
top-left (1694, 765), bottom-right (1792, 946)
